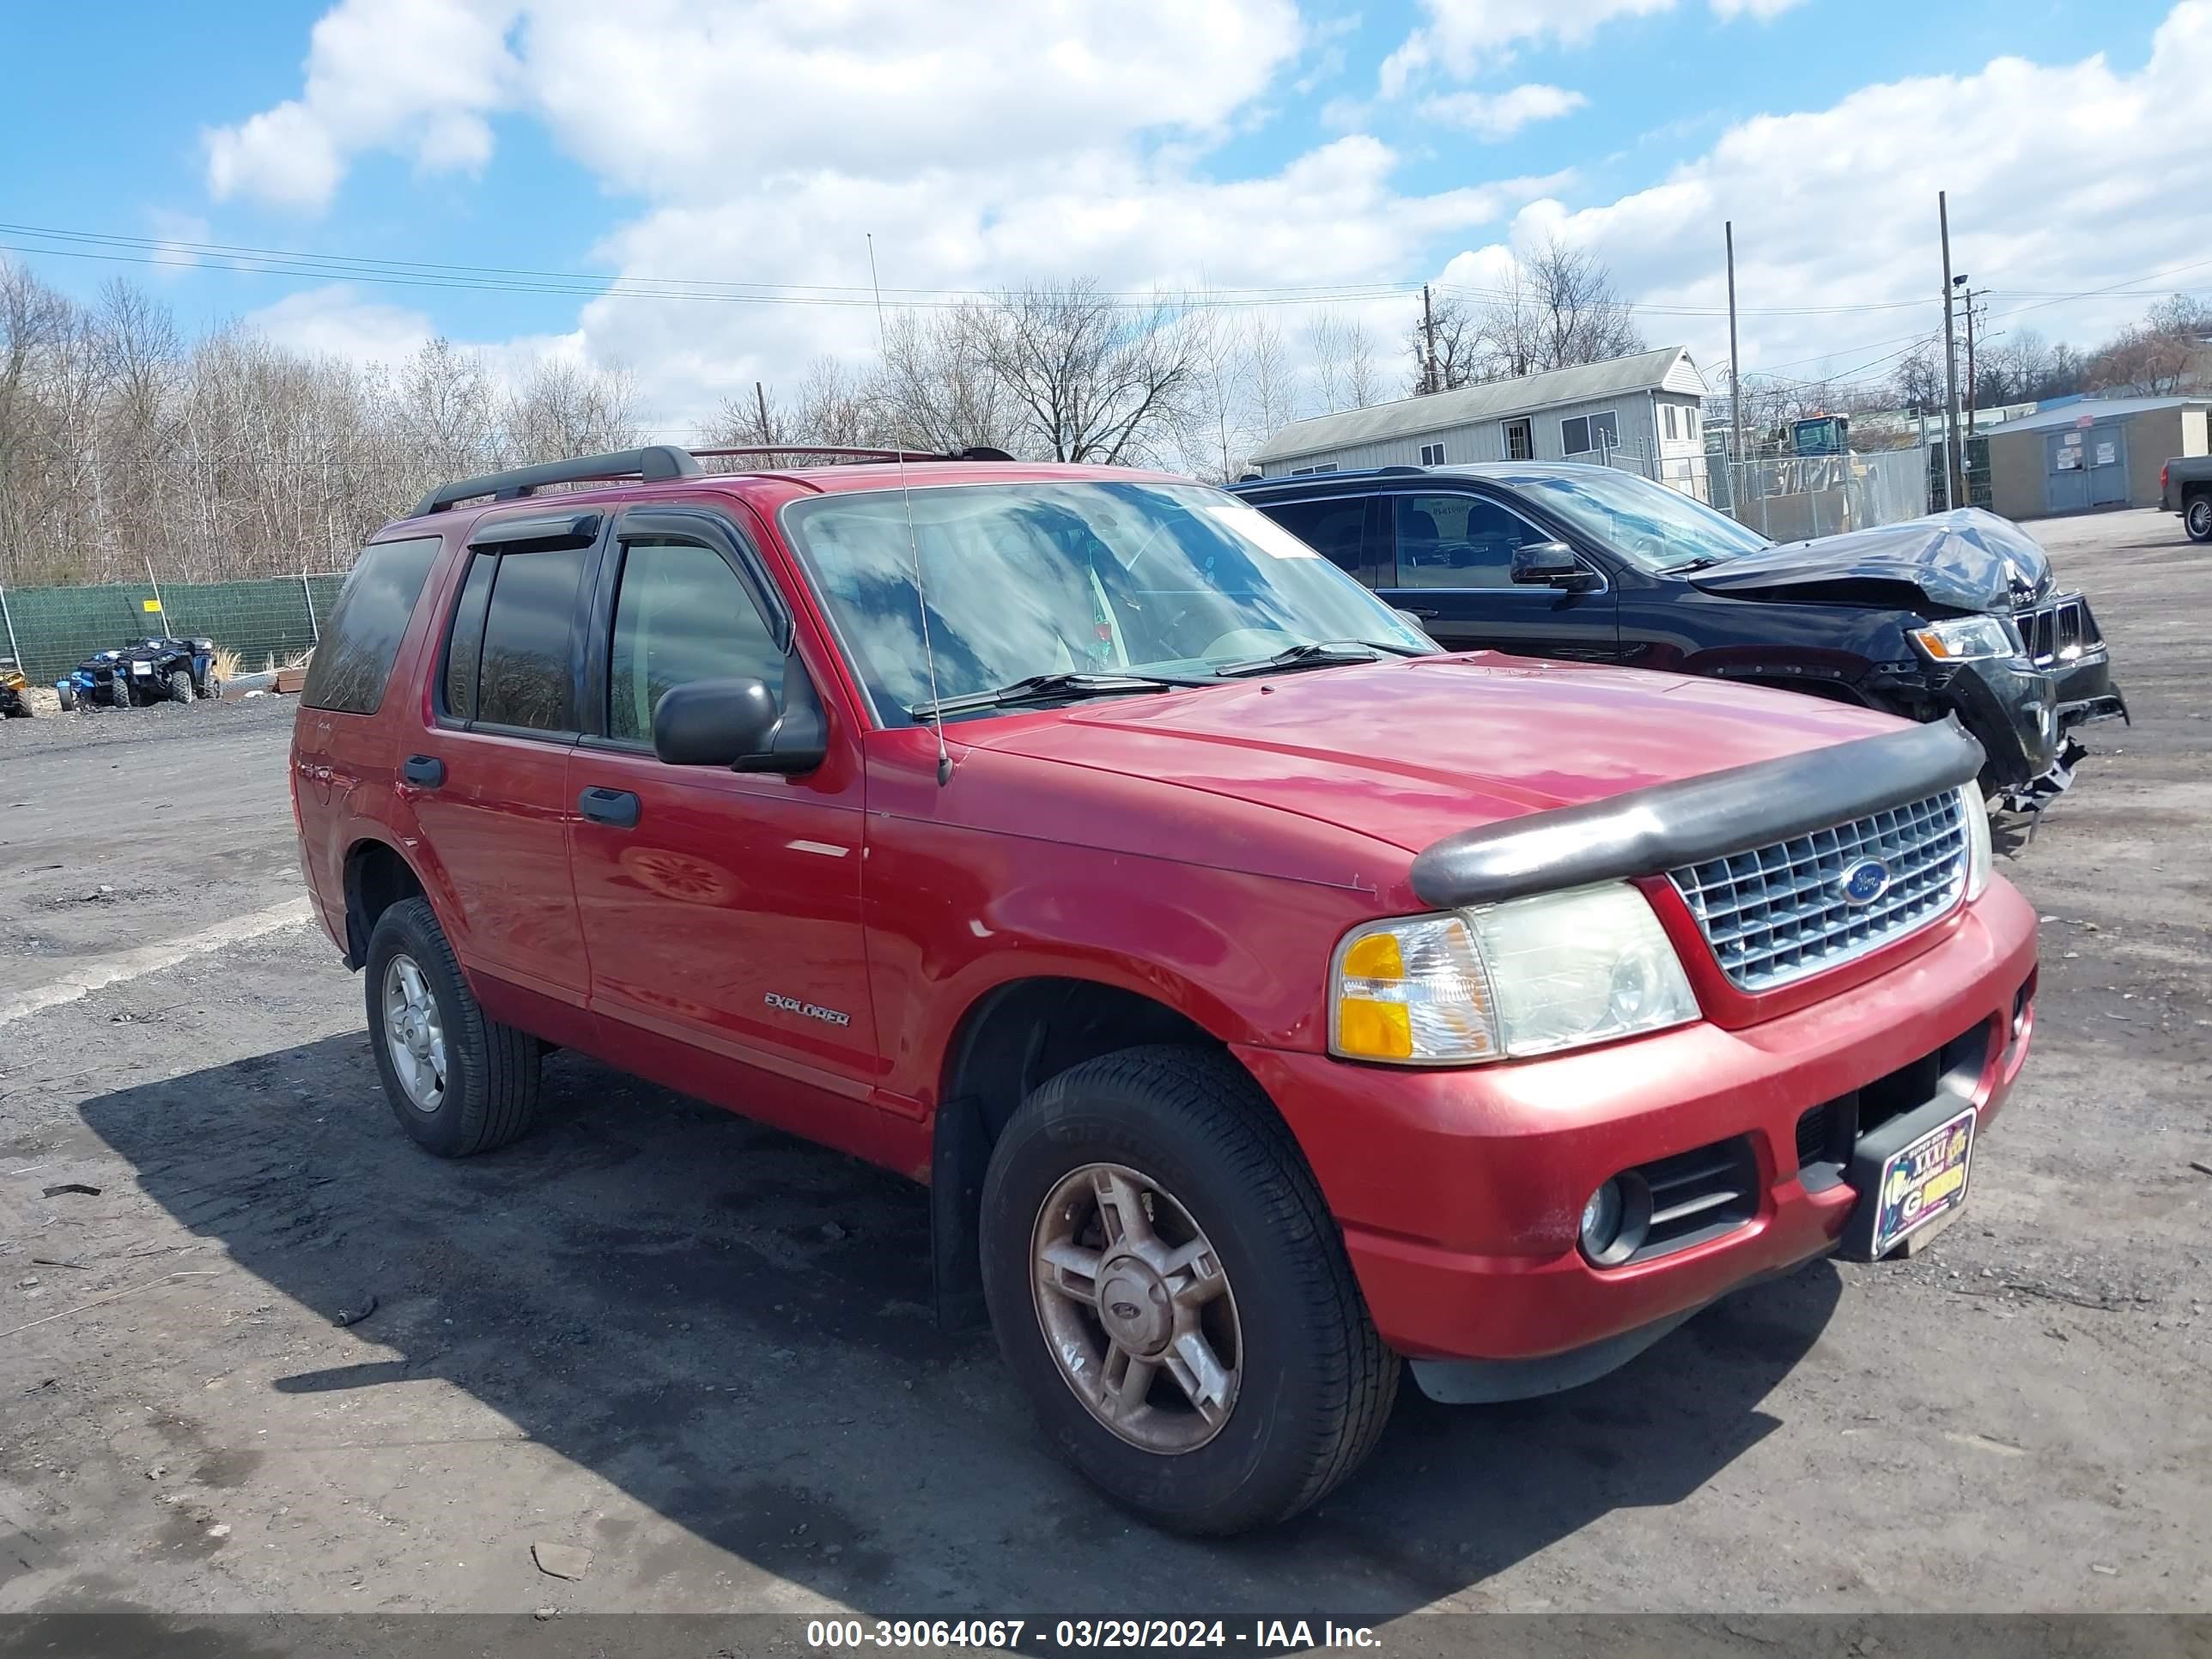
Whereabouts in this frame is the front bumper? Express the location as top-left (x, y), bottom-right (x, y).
top-left (1239, 877), bottom-right (2038, 1378)
top-left (1940, 657), bottom-right (2058, 788)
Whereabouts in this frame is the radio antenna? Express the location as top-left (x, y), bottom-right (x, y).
top-left (866, 234), bottom-right (953, 787)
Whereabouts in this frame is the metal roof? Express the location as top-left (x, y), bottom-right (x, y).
top-left (1980, 395), bottom-right (2209, 437)
top-left (1250, 346), bottom-right (1706, 463)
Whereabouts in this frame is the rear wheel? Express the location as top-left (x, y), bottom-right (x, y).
top-left (981, 1046), bottom-right (1398, 1534)
top-left (364, 896), bottom-right (542, 1157)
top-left (167, 668), bottom-right (194, 706)
top-left (2186, 494), bottom-right (2212, 543)
top-left (57, 684), bottom-right (76, 713)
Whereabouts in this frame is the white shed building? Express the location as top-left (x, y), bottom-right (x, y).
top-left (1249, 346), bottom-right (1713, 497)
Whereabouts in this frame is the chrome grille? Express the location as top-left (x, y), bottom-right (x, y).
top-left (1668, 791), bottom-right (1968, 992)
top-left (2017, 593), bottom-right (2100, 666)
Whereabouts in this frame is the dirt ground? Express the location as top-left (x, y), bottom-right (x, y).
top-left (1, 508), bottom-right (2206, 1626)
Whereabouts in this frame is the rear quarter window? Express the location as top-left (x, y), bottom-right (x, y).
top-left (301, 536), bottom-right (444, 714)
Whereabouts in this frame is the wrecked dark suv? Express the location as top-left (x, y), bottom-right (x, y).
top-left (1235, 466), bottom-right (2125, 804)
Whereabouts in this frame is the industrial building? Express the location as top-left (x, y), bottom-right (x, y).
top-left (1981, 396), bottom-right (2210, 518)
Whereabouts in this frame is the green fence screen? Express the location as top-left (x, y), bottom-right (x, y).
top-left (0, 573), bottom-right (346, 685)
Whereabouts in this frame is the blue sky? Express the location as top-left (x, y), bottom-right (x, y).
top-left (3, 0), bottom-right (2203, 434)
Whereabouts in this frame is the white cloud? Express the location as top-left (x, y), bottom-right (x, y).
top-left (1381, 0), bottom-right (1674, 93)
top-left (145, 210), bottom-right (212, 283)
top-left (205, 0), bottom-right (520, 211)
top-left (1419, 84), bottom-right (1589, 138)
top-left (242, 286), bottom-right (437, 365)
top-left (1379, 0), bottom-right (1803, 94)
top-left (210, 0), bottom-right (2212, 440)
top-left (1432, 3), bottom-right (2212, 386)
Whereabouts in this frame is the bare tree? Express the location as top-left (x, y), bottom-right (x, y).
top-left (1243, 316), bottom-right (1295, 439)
top-left (501, 357), bottom-right (641, 462)
top-left (872, 307), bottom-right (1022, 455)
top-left (1411, 240), bottom-right (1644, 392)
top-left (969, 281), bottom-right (1196, 465)
top-left (1402, 289), bottom-right (1483, 393)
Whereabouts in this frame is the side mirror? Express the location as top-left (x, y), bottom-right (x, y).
top-left (1392, 608), bottom-right (1438, 645)
top-left (1510, 540), bottom-right (1599, 591)
top-left (652, 672), bottom-right (827, 774)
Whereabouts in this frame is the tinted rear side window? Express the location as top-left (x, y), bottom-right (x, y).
top-left (301, 535), bottom-right (442, 714)
top-left (475, 546), bottom-right (587, 733)
top-left (1261, 497), bottom-right (1367, 577)
top-left (441, 552), bottom-right (496, 720)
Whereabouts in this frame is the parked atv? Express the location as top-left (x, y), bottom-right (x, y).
top-left (117, 636), bottom-right (223, 707)
top-left (57, 647), bottom-right (134, 711)
top-left (0, 658), bottom-right (31, 719)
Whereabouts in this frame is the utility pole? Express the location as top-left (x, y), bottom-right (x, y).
top-left (1421, 285), bottom-right (1438, 394)
top-left (1725, 221), bottom-right (1745, 498)
top-left (755, 380), bottom-right (773, 446)
top-left (1963, 288), bottom-right (1978, 441)
top-left (1938, 191), bottom-right (1964, 512)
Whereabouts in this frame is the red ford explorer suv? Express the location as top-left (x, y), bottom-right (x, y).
top-left (292, 445), bottom-right (2036, 1534)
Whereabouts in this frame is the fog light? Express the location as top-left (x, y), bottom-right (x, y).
top-left (1577, 1174), bottom-right (1651, 1267)
top-left (1580, 1182), bottom-right (1620, 1249)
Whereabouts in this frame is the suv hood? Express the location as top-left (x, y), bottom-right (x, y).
top-left (1687, 507), bottom-right (2052, 613)
top-left (957, 654), bottom-right (1901, 858)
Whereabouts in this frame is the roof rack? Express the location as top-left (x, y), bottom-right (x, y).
top-left (411, 443), bottom-right (1017, 517)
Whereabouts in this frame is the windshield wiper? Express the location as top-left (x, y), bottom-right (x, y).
top-left (1659, 555), bottom-right (1731, 574)
top-left (1216, 639), bottom-right (1425, 678)
top-left (907, 670), bottom-right (1215, 721)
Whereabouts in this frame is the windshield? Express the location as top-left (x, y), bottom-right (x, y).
top-left (782, 481), bottom-right (1434, 724)
top-left (1507, 467), bottom-right (1771, 572)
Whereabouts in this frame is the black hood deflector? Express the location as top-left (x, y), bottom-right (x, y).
top-left (1409, 717), bottom-right (1984, 910)
top-left (1689, 507), bottom-right (2051, 613)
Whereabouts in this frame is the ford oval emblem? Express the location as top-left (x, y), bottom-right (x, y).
top-left (1839, 858), bottom-right (1892, 906)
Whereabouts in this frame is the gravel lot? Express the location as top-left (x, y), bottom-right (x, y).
top-left (1, 509), bottom-right (2206, 1626)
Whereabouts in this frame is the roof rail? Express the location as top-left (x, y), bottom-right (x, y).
top-left (690, 445), bottom-right (1016, 465)
top-left (411, 443), bottom-right (1018, 517)
top-left (411, 446), bottom-right (702, 517)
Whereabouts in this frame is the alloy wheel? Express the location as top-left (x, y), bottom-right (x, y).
top-left (1030, 1162), bottom-right (1242, 1454)
top-left (381, 952), bottom-right (448, 1111)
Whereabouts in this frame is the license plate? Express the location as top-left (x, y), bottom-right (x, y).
top-left (131, 661), bottom-right (152, 675)
top-left (1872, 1106), bottom-right (1976, 1255)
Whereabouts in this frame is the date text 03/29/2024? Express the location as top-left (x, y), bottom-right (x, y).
top-left (805, 1620), bottom-right (1382, 1650)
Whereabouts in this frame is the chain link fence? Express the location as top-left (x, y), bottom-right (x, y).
top-left (1709, 448), bottom-right (1930, 540)
top-left (0, 568), bottom-right (345, 686)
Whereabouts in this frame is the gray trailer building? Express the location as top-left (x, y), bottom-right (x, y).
top-left (1250, 346), bottom-right (1713, 497)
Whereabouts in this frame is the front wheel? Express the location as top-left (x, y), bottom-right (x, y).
top-left (58, 684), bottom-right (76, 712)
top-left (2186, 495), bottom-right (2212, 543)
top-left (167, 668), bottom-right (194, 706)
top-left (364, 896), bottom-right (543, 1157)
top-left (981, 1046), bottom-right (1398, 1534)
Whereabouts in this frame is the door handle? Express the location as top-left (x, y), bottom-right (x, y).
top-left (401, 755), bottom-right (445, 787)
top-left (1402, 606), bottom-right (1443, 619)
top-left (577, 787), bottom-right (641, 829)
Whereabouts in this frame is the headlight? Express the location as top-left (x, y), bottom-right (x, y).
top-left (1909, 616), bottom-right (2020, 663)
top-left (1331, 883), bottom-right (1698, 1065)
top-left (1960, 784), bottom-right (1991, 901)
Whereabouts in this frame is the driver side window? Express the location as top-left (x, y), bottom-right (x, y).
top-left (607, 538), bottom-right (782, 744)
top-left (1393, 495), bottom-right (1549, 590)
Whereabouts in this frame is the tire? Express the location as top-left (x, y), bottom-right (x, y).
top-left (2186, 494), bottom-right (2212, 543)
top-left (167, 669), bottom-right (194, 706)
top-left (202, 675), bottom-right (224, 702)
top-left (980, 1044), bottom-right (1398, 1534)
top-left (363, 896), bottom-right (543, 1158)
top-left (58, 684), bottom-right (76, 713)
top-left (109, 679), bottom-right (133, 708)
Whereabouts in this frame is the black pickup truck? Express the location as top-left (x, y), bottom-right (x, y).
top-left (1233, 463), bottom-right (2126, 805)
top-left (2162, 457), bottom-right (2212, 541)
